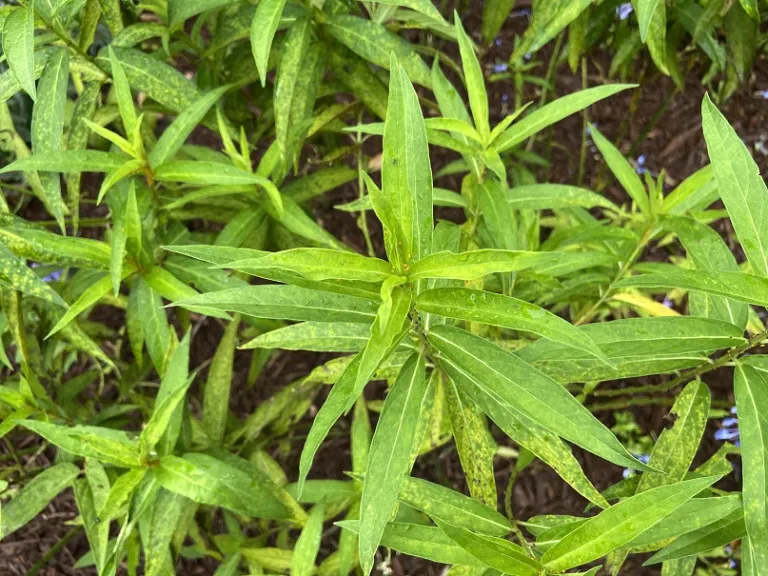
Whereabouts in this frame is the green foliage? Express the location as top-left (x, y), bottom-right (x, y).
top-left (0, 1), bottom-right (761, 575)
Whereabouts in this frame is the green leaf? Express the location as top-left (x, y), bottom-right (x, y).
top-left (436, 519), bottom-right (542, 576)
top-left (408, 249), bottom-right (560, 281)
top-left (724, 2), bottom-right (757, 83)
top-left (173, 285), bottom-right (379, 323)
top-left (734, 364), bottom-right (768, 566)
top-left (416, 288), bottom-right (608, 362)
top-left (701, 93), bottom-right (768, 277)
top-left (168, 0), bottom-right (238, 27)
top-left (98, 159), bottom-right (144, 204)
top-left (507, 184), bottom-right (619, 211)
top-left (324, 15), bottom-right (431, 88)
top-left (0, 244), bottom-right (67, 308)
top-left (518, 316), bottom-right (745, 384)
top-left (646, 507), bottom-right (746, 564)
top-left (0, 150), bottom-right (127, 175)
top-left (250, 0), bottom-right (288, 87)
top-left (154, 161), bottom-right (283, 217)
top-left (443, 374), bottom-right (498, 506)
top-left (149, 85), bottom-right (229, 169)
top-left (493, 85), bottom-right (635, 153)
top-left (374, 0), bottom-right (448, 24)
top-left (222, 248), bottom-right (393, 283)
top-left (291, 503), bottom-right (325, 576)
top-left (274, 15), bottom-right (324, 169)
top-left (590, 123), bottom-right (649, 216)
top-left (298, 288), bottom-right (412, 496)
top-left (142, 265), bottom-right (230, 320)
top-left (136, 278), bottom-right (172, 376)
top-left (454, 13), bottom-right (488, 141)
top-left (616, 269), bottom-right (768, 307)
top-left (2, 5), bottom-right (36, 101)
top-left (482, 0), bottom-right (516, 44)
top-left (541, 475), bottom-right (722, 571)
top-left (429, 325), bottom-right (645, 471)
top-left (145, 489), bottom-right (188, 576)
top-left (359, 354), bottom-right (428, 576)
top-left (31, 49), bottom-right (69, 230)
top-left (203, 316), bottom-right (240, 443)
top-left (97, 468), bottom-right (147, 522)
top-left (635, 380), bottom-right (710, 493)
top-left (98, 47), bottom-right (200, 114)
top-left (399, 476), bottom-right (509, 536)
top-left (0, 463), bottom-right (80, 539)
top-left (513, 0), bottom-right (591, 61)
top-left (156, 453), bottom-right (290, 519)
top-left (46, 270), bottom-right (130, 338)
top-left (382, 54), bottom-right (433, 267)
top-left (663, 215), bottom-right (748, 330)
top-left (624, 494), bottom-right (742, 551)
top-left (140, 331), bottom-right (191, 457)
top-left (107, 46), bottom-right (137, 136)
top-left (241, 321), bottom-right (371, 352)
top-left (338, 521), bottom-right (484, 567)
top-left (635, 0), bottom-right (667, 73)
top-left (21, 421), bottom-right (142, 467)
top-left (73, 478), bottom-right (110, 572)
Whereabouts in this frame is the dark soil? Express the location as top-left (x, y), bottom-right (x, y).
top-left (3, 5), bottom-right (767, 575)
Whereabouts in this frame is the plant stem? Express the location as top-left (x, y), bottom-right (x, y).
top-left (574, 224), bottom-right (654, 326)
top-left (593, 328), bottom-right (768, 398)
top-left (25, 527), bottom-right (80, 576)
top-left (577, 57), bottom-right (588, 186)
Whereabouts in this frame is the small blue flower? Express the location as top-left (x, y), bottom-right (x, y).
top-left (662, 297), bottom-right (673, 308)
top-left (501, 93), bottom-right (509, 103)
top-left (493, 63), bottom-right (508, 73)
top-left (715, 407), bottom-right (739, 444)
top-left (43, 269), bottom-right (63, 283)
top-left (495, 38), bottom-right (503, 47)
top-left (757, 90), bottom-right (768, 100)
top-left (623, 453), bottom-right (650, 478)
top-left (617, 3), bottom-right (634, 20)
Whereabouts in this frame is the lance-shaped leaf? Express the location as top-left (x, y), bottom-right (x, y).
top-left (145, 489), bottom-right (188, 576)
top-left (444, 375), bottom-right (498, 506)
top-left (136, 278), bottom-right (171, 376)
top-left (172, 285), bottom-right (379, 323)
top-left (250, 0), bottom-right (288, 87)
top-left (291, 503), bottom-right (325, 576)
top-left (408, 249), bottom-right (561, 281)
top-left (155, 452), bottom-right (290, 519)
top-left (590, 123), bottom-right (649, 216)
top-left (541, 475), bottom-right (722, 571)
top-left (436, 519), bottom-right (542, 576)
top-left (646, 507), bottom-right (746, 564)
top-left (0, 244), bottom-right (67, 308)
top-left (31, 49), bottom-right (70, 230)
top-left (203, 316), bottom-right (239, 443)
top-left (616, 269), bottom-right (768, 307)
top-left (298, 288), bottom-right (412, 495)
top-left (359, 354), bottom-right (428, 576)
top-left (506, 184), bottom-right (619, 211)
top-left (635, 0), bottom-right (667, 73)
top-left (636, 380), bottom-right (710, 493)
top-left (140, 331), bottom-right (191, 457)
top-left (493, 84), bottom-right (635, 153)
top-left (221, 248), bottom-right (393, 283)
top-left (21, 421), bottom-right (142, 467)
top-left (0, 463), bottom-right (79, 539)
top-left (454, 14), bottom-right (488, 141)
top-left (149, 85), bottom-right (230, 169)
top-left (242, 321), bottom-right (371, 352)
top-left (154, 161), bottom-right (283, 217)
top-left (734, 364), bottom-right (768, 566)
top-left (702, 94), bottom-right (768, 277)
top-left (416, 288), bottom-right (608, 362)
top-left (663, 215), bottom-right (748, 330)
top-left (382, 54), bottom-right (433, 265)
top-left (274, 15), bottom-right (323, 168)
top-left (624, 494), bottom-right (742, 551)
top-left (0, 150), bottom-right (127, 174)
top-left (324, 15), bottom-right (431, 88)
top-left (338, 521), bottom-right (484, 567)
top-left (429, 325), bottom-right (645, 471)
top-left (73, 478), bottom-right (110, 573)
top-left (399, 476), bottom-right (509, 536)
top-left (517, 316), bottom-right (745, 383)
top-left (2, 5), bottom-right (36, 100)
